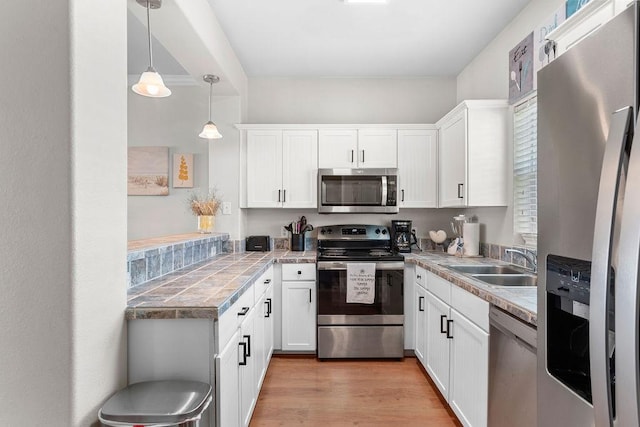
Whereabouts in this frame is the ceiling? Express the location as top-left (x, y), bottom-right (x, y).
top-left (206, 0), bottom-right (531, 77)
top-left (128, 0), bottom-right (531, 79)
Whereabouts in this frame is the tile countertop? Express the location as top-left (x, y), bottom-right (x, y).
top-left (126, 249), bottom-right (537, 326)
top-left (126, 250), bottom-right (316, 320)
top-left (404, 252), bottom-right (537, 326)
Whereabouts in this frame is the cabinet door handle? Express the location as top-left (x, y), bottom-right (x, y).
top-left (401, 189), bottom-right (405, 202)
top-left (283, 189), bottom-right (286, 203)
top-left (237, 307), bottom-right (250, 316)
top-left (265, 300), bottom-right (270, 318)
top-left (418, 296), bottom-right (425, 312)
top-left (440, 315), bottom-right (447, 334)
top-left (309, 288), bottom-right (312, 303)
top-left (264, 279), bottom-right (271, 284)
top-left (266, 298), bottom-right (272, 315)
top-left (278, 189), bottom-right (281, 202)
top-left (416, 274), bottom-right (421, 279)
top-left (243, 335), bottom-right (251, 357)
top-left (446, 319), bottom-right (454, 339)
top-left (239, 342), bottom-right (247, 366)
top-left (351, 149), bottom-right (354, 163)
top-left (298, 270), bottom-right (302, 275)
top-left (361, 150), bottom-right (365, 163)
top-left (457, 183), bottom-right (464, 199)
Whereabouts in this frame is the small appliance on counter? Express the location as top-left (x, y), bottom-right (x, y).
top-left (246, 235), bottom-right (270, 252)
top-left (390, 220), bottom-right (411, 253)
top-left (390, 220), bottom-right (420, 253)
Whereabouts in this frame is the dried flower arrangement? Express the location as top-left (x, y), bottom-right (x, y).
top-left (188, 188), bottom-right (221, 216)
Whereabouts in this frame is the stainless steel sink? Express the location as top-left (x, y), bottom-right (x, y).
top-left (472, 274), bottom-right (537, 287)
top-left (448, 265), bottom-right (523, 275)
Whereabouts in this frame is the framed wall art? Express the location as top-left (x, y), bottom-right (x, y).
top-left (127, 146), bottom-right (169, 196)
top-left (173, 153), bottom-right (194, 188)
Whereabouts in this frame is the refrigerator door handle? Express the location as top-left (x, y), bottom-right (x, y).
top-left (615, 114), bottom-right (640, 427)
top-left (590, 107), bottom-right (632, 427)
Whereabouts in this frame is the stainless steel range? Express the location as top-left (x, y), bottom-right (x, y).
top-left (316, 224), bottom-right (404, 359)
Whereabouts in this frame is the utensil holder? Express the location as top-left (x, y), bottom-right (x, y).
top-left (291, 233), bottom-right (305, 251)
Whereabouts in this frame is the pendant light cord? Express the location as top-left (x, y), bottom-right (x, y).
top-left (208, 81), bottom-right (213, 121)
top-left (146, 0), bottom-right (154, 69)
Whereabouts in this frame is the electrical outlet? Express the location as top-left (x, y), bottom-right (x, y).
top-left (222, 202), bottom-right (231, 215)
top-left (281, 227), bottom-right (288, 237)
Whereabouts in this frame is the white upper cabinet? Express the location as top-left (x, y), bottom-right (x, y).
top-left (247, 130), bottom-right (283, 208)
top-left (437, 100), bottom-right (509, 208)
top-left (247, 130), bottom-right (318, 208)
top-left (318, 130), bottom-right (358, 168)
top-left (282, 130), bottom-right (318, 208)
top-left (398, 129), bottom-right (437, 208)
top-left (318, 129), bottom-right (397, 168)
top-left (357, 129), bottom-right (398, 168)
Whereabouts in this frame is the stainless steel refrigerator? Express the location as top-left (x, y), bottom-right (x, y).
top-left (537, 3), bottom-right (640, 426)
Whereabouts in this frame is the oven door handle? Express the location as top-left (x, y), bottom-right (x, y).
top-left (317, 261), bottom-right (405, 271)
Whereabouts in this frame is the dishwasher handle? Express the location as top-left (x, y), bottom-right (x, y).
top-left (489, 306), bottom-right (537, 353)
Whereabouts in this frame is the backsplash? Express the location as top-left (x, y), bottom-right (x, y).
top-left (127, 234), bottom-right (232, 288)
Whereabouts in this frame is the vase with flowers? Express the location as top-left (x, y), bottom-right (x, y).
top-left (188, 188), bottom-right (221, 233)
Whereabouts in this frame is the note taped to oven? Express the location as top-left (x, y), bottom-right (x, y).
top-left (347, 263), bottom-right (376, 304)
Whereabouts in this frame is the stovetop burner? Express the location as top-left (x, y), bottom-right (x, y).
top-left (316, 224), bottom-right (406, 262)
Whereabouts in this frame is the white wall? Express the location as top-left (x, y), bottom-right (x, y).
top-left (209, 96), bottom-right (245, 239)
top-left (128, 86), bottom-right (211, 240)
top-left (242, 77), bottom-right (457, 239)
top-left (248, 77), bottom-right (457, 124)
top-left (456, 0), bottom-right (561, 246)
top-left (70, 0), bottom-right (128, 424)
top-left (1, 1), bottom-right (127, 425)
top-left (245, 209), bottom-right (466, 242)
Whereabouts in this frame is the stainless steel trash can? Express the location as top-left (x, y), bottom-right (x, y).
top-left (98, 380), bottom-right (212, 427)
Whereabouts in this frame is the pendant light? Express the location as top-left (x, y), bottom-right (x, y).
top-left (199, 74), bottom-right (223, 139)
top-left (132, 0), bottom-right (171, 98)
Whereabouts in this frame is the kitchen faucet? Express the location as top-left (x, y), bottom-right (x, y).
top-left (505, 248), bottom-right (537, 273)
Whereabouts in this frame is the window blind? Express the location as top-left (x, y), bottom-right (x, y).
top-left (513, 95), bottom-right (537, 246)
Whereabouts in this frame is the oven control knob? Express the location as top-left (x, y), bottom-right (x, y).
top-left (375, 228), bottom-right (381, 234)
top-left (320, 229), bottom-right (326, 235)
top-left (381, 229), bottom-right (387, 235)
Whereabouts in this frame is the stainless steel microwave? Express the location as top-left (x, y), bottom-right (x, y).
top-left (318, 168), bottom-right (399, 214)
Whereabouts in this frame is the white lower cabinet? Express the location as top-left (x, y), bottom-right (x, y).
top-left (239, 306), bottom-right (257, 427)
top-left (449, 308), bottom-right (489, 427)
top-left (221, 271), bottom-right (274, 427)
top-left (414, 270), bottom-right (489, 427)
top-left (217, 329), bottom-right (241, 427)
top-left (425, 290), bottom-right (451, 400)
top-left (414, 278), bottom-right (428, 365)
top-left (281, 264), bottom-right (317, 351)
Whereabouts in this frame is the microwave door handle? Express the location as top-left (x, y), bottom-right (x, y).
top-left (615, 113), bottom-right (640, 427)
top-left (381, 176), bottom-right (388, 206)
top-left (590, 107), bottom-right (632, 427)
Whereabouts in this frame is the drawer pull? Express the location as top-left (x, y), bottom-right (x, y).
top-left (239, 342), bottom-right (247, 366)
top-left (264, 278), bottom-right (271, 284)
top-left (237, 307), bottom-right (250, 316)
top-left (298, 270), bottom-right (302, 275)
top-left (440, 315), bottom-right (447, 334)
top-left (243, 334), bottom-right (251, 357)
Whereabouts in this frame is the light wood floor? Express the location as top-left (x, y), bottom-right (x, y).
top-left (250, 356), bottom-right (462, 427)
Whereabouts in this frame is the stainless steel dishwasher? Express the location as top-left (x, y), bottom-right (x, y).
top-left (488, 306), bottom-right (537, 427)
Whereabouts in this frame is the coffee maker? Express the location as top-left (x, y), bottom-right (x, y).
top-left (391, 220), bottom-right (417, 253)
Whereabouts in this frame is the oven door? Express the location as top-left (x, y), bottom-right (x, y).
top-left (317, 261), bottom-right (404, 325)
